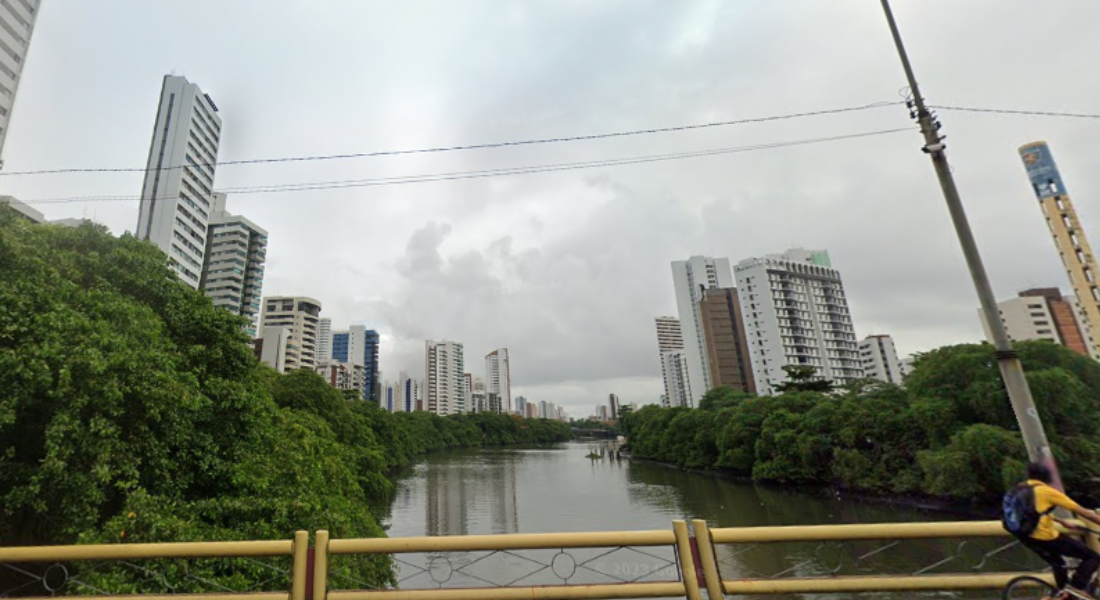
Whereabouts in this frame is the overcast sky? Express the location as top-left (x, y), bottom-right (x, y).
top-left (9, 0), bottom-right (1100, 417)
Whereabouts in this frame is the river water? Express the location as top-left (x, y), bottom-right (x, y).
top-left (380, 441), bottom-right (1043, 598)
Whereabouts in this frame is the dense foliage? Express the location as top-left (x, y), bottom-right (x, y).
top-left (623, 342), bottom-right (1100, 506)
top-left (0, 210), bottom-right (569, 591)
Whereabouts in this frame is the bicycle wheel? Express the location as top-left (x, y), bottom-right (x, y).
top-left (1004, 575), bottom-right (1059, 600)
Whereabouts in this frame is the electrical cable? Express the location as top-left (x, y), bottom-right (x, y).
top-left (19, 126), bottom-right (912, 205)
top-left (0, 102), bottom-right (902, 177)
top-left (930, 105), bottom-right (1100, 120)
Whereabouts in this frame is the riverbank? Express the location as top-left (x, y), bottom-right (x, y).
top-left (623, 455), bottom-right (995, 519)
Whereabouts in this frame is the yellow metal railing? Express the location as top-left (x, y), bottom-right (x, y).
top-left (698, 519), bottom-right (1057, 598)
top-left (0, 530), bottom-right (308, 600)
top-left (0, 519), bottom-right (1065, 600)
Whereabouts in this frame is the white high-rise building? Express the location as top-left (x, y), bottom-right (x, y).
top-left (0, 0), bottom-right (42, 166)
top-left (734, 249), bottom-right (861, 395)
top-left (653, 317), bottom-right (684, 407)
top-left (859, 334), bottom-right (904, 385)
top-left (136, 75), bottom-right (222, 289)
top-left (671, 257), bottom-right (735, 405)
top-left (316, 318), bottom-right (332, 364)
top-left (426, 340), bottom-right (465, 416)
top-left (394, 371), bottom-right (420, 413)
top-left (258, 326), bottom-right (289, 374)
top-left (259, 296), bottom-right (322, 372)
top-left (661, 351), bottom-right (692, 407)
top-left (200, 192), bottom-right (267, 337)
top-left (485, 348), bottom-right (511, 413)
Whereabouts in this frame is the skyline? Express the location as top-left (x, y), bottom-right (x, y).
top-left (6, 0), bottom-right (1100, 416)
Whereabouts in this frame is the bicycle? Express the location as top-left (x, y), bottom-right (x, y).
top-left (1002, 574), bottom-right (1095, 600)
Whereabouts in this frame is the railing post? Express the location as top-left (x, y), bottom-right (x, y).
top-left (313, 530), bottom-right (329, 600)
top-left (291, 530), bottom-right (309, 600)
top-left (692, 519), bottom-right (724, 599)
top-left (673, 520), bottom-right (703, 600)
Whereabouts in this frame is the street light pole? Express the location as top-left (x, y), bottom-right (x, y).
top-left (879, 0), bottom-right (1062, 488)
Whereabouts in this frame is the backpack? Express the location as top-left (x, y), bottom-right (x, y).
top-left (1002, 482), bottom-right (1053, 536)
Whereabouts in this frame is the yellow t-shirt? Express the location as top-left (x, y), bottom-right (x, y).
top-left (1028, 479), bottom-right (1082, 541)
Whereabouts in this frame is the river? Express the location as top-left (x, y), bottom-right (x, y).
top-left (380, 441), bottom-right (1043, 598)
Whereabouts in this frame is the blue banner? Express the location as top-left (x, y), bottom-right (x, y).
top-left (1020, 142), bottom-right (1068, 199)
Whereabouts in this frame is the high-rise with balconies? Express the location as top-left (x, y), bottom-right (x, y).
top-left (200, 193), bottom-right (267, 336)
top-left (136, 75), bottom-right (222, 289)
top-left (426, 340), bottom-right (465, 416)
top-left (734, 249), bottom-right (861, 395)
top-left (331, 325), bottom-right (380, 402)
top-left (1019, 142), bottom-right (1100, 358)
top-left (0, 0), bottom-right (42, 167)
top-left (671, 257), bottom-right (735, 406)
top-left (485, 348), bottom-right (511, 413)
top-left (259, 296), bottom-right (322, 371)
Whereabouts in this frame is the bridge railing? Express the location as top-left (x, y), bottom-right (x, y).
top-left (0, 531), bottom-right (309, 600)
top-left (0, 519), bottom-right (1071, 600)
top-left (695, 519), bottom-right (1059, 598)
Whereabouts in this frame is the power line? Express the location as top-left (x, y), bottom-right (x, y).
top-left (0, 102), bottom-right (901, 177)
top-left (930, 105), bottom-right (1100, 120)
top-left (20, 127), bottom-right (912, 205)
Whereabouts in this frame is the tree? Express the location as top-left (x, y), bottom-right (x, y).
top-left (772, 365), bottom-right (835, 393)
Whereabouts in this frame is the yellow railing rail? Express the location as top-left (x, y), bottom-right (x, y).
top-left (0, 530), bottom-right (308, 600)
top-left (0, 519), bottom-right (1061, 599)
top-left (701, 519), bottom-right (1058, 596)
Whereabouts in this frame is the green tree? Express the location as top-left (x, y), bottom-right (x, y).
top-left (772, 365), bottom-right (835, 394)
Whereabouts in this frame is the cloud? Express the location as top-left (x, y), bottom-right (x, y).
top-left (9, 0), bottom-right (1100, 417)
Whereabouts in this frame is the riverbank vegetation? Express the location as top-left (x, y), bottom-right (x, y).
top-left (0, 211), bottom-right (570, 589)
top-left (622, 341), bottom-right (1100, 507)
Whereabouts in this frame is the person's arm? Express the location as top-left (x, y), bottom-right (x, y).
top-left (1049, 488), bottom-right (1100, 528)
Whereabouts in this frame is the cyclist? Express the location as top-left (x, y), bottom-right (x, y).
top-left (1012, 462), bottom-right (1100, 598)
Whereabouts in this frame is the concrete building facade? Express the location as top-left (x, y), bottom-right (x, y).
top-left (698, 287), bottom-right (756, 394)
top-left (200, 193), bottom-right (267, 337)
top-left (485, 348), bottom-right (511, 413)
top-left (660, 351), bottom-right (692, 408)
top-left (136, 75), bottom-right (222, 289)
top-left (0, 195), bottom-right (41, 222)
top-left (0, 0), bottom-right (42, 165)
top-left (1019, 142), bottom-right (1100, 358)
top-left (259, 296), bottom-right (322, 371)
top-left (257, 326), bottom-right (289, 374)
top-left (653, 316), bottom-right (684, 407)
top-left (858, 334), bottom-right (904, 385)
top-left (316, 318), bottom-right (332, 365)
top-left (315, 362), bottom-right (366, 398)
top-left (980, 288), bottom-right (1099, 359)
top-left (330, 325), bottom-right (380, 402)
top-left (672, 257), bottom-right (735, 406)
top-left (426, 340), bottom-right (465, 416)
top-left (734, 249), bottom-right (862, 395)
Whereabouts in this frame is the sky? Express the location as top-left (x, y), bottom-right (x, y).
top-left (8, 0), bottom-right (1100, 418)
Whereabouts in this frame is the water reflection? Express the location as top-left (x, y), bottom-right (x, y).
top-left (385, 442), bottom-right (1043, 599)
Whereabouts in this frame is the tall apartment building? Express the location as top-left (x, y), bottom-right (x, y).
top-left (672, 257), bottom-right (735, 406)
top-left (199, 193), bottom-right (267, 336)
top-left (136, 76), bottom-right (222, 289)
top-left (1019, 142), bottom-right (1100, 356)
top-left (394, 372), bottom-right (421, 413)
top-left (0, 0), bottom-right (42, 166)
top-left (315, 362), bottom-right (366, 398)
top-left (698, 287), bottom-right (756, 394)
top-left (661, 352), bottom-right (692, 407)
top-left (858, 334), bottom-right (904, 385)
top-left (485, 348), bottom-right (511, 413)
top-left (258, 296), bottom-right (322, 371)
top-left (316, 318), bottom-right (332, 364)
top-left (331, 325), bottom-right (381, 402)
top-left (653, 317), bottom-right (684, 407)
top-left (979, 288), bottom-right (1099, 359)
top-left (734, 249), bottom-right (862, 395)
top-left (515, 395), bottom-right (527, 416)
top-left (426, 340), bottom-right (465, 415)
top-left (608, 393), bottom-right (620, 420)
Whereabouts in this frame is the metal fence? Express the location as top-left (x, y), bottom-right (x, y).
top-left (0, 520), bottom-right (1074, 600)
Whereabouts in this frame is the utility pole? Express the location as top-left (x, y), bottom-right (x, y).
top-left (879, 0), bottom-right (1063, 488)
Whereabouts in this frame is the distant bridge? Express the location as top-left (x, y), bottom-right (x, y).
top-left (0, 519), bottom-right (1067, 599)
top-left (570, 427), bottom-right (619, 438)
